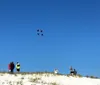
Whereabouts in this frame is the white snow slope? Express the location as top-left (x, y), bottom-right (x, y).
top-left (0, 72), bottom-right (100, 85)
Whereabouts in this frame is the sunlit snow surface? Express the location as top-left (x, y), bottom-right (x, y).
top-left (0, 72), bottom-right (100, 85)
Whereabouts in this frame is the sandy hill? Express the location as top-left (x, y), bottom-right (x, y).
top-left (0, 72), bottom-right (99, 85)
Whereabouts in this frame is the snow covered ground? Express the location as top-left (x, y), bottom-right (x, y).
top-left (0, 72), bottom-right (100, 85)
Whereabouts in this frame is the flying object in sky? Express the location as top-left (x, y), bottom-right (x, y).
top-left (37, 33), bottom-right (40, 35)
top-left (37, 29), bottom-right (43, 32)
top-left (36, 29), bottom-right (44, 36)
top-left (40, 30), bottom-right (43, 32)
top-left (37, 29), bottom-right (39, 32)
top-left (41, 34), bottom-right (43, 36)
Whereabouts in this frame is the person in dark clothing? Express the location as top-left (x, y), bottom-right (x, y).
top-left (10, 62), bottom-right (15, 73)
top-left (70, 66), bottom-right (74, 75)
top-left (73, 69), bottom-right (77, 75)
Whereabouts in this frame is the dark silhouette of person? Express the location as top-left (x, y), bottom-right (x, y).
top-left (10, 62), bottom-right (15, 73)
top-left (70, 66), bottom-right (74, 75)
top-left (73, 69), bottom-right (77, 75)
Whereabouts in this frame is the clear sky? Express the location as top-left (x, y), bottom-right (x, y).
top-left (0, 0), bottom-right (99, 77)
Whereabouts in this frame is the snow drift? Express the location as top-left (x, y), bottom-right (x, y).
top-left (0, 72), bottom-right (100, 85)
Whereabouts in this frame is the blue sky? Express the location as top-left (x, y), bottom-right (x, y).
top-left (0, 0), bottom-right (99, 77)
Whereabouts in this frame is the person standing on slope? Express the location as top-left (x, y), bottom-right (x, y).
top-left (10, 62), bottom-right (15, 73)
top-left (73, 69), bottom-right (77, 75)
top-left (8, 62), bottom-right (11, 72)
top-left (16, 62), bottom-right (20, 72)
top-left (70, 66), bottom-right (74, 75)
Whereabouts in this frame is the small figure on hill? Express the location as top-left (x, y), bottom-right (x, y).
top-left (8, 62), bottom-right (11, 72)
top-left (70, 66), bottom-right (74, 75)
top-left (54, 69), bottom-right (58, 74)
top-left (70, 66), bottom-right (73, 75)
top-left (69, 66), bottom-right (77, 76)
top-left (16, 62), bottom-right (20, 72)
top-left (10, 62), bottom-right (15, 73)
top-left (73, 69), bottom-right (77, 75)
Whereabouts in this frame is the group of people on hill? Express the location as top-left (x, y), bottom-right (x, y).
top-left (8, 62), bottom-right (20, 73)
top-left (53, 66), bottom-right (77, 76)
top-left (70, 66), bottom-right (77, 75)
top-left (8, 62), bottom-right (76, 75)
